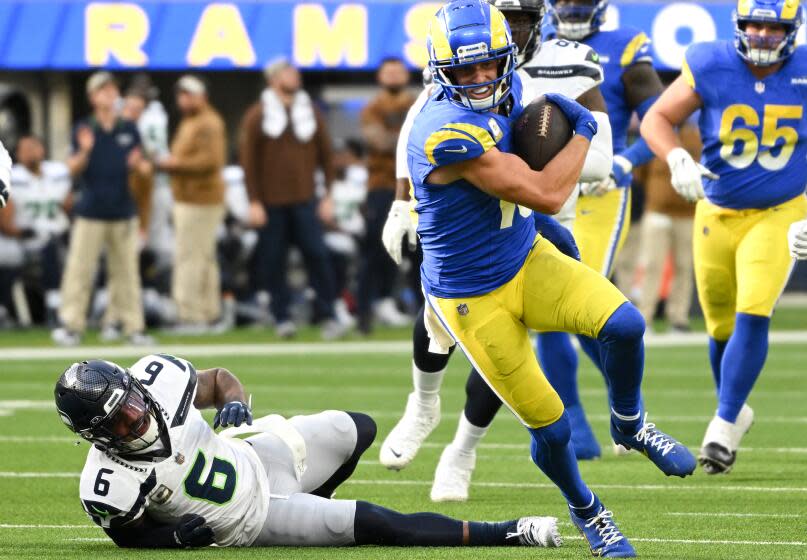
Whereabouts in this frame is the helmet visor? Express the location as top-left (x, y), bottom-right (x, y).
top-left (100, 384), bottom-right (160, 453)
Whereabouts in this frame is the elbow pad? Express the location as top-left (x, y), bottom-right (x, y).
top-left (578, 111), bottom-right (613, 183)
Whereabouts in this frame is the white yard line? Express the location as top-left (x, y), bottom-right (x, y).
top-left (666, 512), bottom-right (802, 519)
top-left (2, 330), bottom-right (807, 362)
top-left (2, 472), bottom-right (806, 494)
top-left (564, 535), bottom-right (807, 546)
top-left (0, 524), bottom-right (96, 529)
top-left (345, 479), bottom-right (807, 493)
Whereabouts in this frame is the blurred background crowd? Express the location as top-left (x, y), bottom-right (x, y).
top-left (0, 0), bottom-right (803, 345)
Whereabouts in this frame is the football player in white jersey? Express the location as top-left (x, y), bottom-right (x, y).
top-left (0, 139), bottom-right (10, 208)
top-left (380, 0), bottom-right (613, 501)
top-left (55, 356), bottom-right (562, 548)
top-left (1, 135), bottom-right (71, 323)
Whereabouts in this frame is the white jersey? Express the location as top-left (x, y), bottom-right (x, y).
top-left (9, 162), bottom-right (70, 239)
top-left (78, 354), bottom-right (270, 547)
top-left (396, 39), bottom-right (603, 181)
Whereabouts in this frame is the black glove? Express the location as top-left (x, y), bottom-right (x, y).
top-left (173, 514), bottom-right (215, 547)
top-left (213, 400), bottom-right (253, 429)
top-left (19, 228), bottom-right (37, 240)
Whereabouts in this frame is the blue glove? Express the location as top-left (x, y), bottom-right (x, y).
top-left (544, 93), bottom-right (598, 142)
top-left (534, 213), bottom-right (581, 261)
top-left (213, 401), bottom-right (253, 429)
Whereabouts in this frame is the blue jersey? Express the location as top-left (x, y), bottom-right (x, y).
top-left (583, 27), bottom-right (653, 155)
top-left (407, 76), bottom-right (534, 298)
top-left (683, 41), bottom-right (807, 210)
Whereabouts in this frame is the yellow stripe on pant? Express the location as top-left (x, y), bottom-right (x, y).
top-left (574, 187), bottom-right (632, 278)
top-left (427, 236), bottom-right (627, 429)
top-left (693, 194), bottom-right (807, 340)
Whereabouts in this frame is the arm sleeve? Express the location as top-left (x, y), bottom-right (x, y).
top-left (618, 136), bottom-right (656, 169)
top-left (579, 111), bottom-right (613, 182)
top-left (239, 105), bottom-right (262, 203)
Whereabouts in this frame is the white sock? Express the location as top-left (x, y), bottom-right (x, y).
top-left (412, 361), bottom-right (445, 406)
top-left (451, 412), bottom-right (489, 454)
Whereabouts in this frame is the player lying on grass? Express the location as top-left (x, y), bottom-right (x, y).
top-left (54, 354), bottom-right (561, 548)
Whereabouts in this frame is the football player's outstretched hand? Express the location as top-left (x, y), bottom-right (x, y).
top-left (382, 200), bottom-right (417, 265)
top-left (213, 400), bottom-right (253, 429)
top-left (788, 219), bottom-right (807, 260)
top-left (174, 514), bottom-right (215, 547)
top-left (543, 93), bottom-right (598, 142)
top-left (666, 147), bottom-right (716, 202)
top-left (0, 141), bottom-right (11, 209)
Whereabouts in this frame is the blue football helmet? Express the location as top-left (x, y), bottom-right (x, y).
top-left (734, 0), bottom-right (804, 66)
top-left (548, 0), bottom-right (608, 40)
top-left (427, 0), bottom-right (518, 112)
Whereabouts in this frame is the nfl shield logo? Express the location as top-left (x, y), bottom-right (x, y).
top-left (755, 81), bottom-right (765, 94)
top-left (457, 303), bottom-right (469, 316)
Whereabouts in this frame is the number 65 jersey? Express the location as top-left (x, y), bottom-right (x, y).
top-left (78, 354), bottom-right (270, 547)
top-left (682, 41), bottom-right (807, 210)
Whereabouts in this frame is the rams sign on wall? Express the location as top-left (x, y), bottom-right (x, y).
top-left (0, 1), bottom-right (802, 71)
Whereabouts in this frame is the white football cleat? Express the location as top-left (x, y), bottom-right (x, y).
top-left (374, 298), bottom-right (410, 327)
top-left (51, 327), bottom-right (81, 347)
top-left (507, 516), bottom-right (562, 547)
top-left (431, 444), bottom-right (476, 502)
top-left (699, 404), bottom-right (754, 474)
top-left (379, 392), bottom-right (440, 470)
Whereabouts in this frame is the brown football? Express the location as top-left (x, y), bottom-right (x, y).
top-left (512, 96), bottom-right (573, 171)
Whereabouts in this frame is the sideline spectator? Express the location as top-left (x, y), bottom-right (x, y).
top-left (0, 136), bottom-right (70, 325)
top-left (357, 57), bottom-right (414, 332)
top-left (52, 72), bottom-right (153, 346)
top-left (634, 122), bottom-right (701, 331)
top-left (158, 75), bottom-right (227, 332)
top-left (122, 74), bottom-right (174, 266)
top-left (239, 58), bottom-right (347, 340)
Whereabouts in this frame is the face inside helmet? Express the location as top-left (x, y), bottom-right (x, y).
top-left (551, 0), bottom-right (608, 40)
top-left (734, 1), bottom-right (803, 67)
top-left (495, 1), bottom-right (546, 67)
top-left (90, 381), bottom-right (163, 454)
top-left (428, 1), bottom-right (518, 112)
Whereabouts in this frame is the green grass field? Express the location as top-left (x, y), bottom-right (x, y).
top-left (1, 330), bottom-right (806, 559)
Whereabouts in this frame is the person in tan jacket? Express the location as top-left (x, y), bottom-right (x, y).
top-left (158, 75), bottom-right (226, 329)
top-left (634, 122), bottom-right (702, 331)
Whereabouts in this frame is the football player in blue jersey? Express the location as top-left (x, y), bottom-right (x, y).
top-left (641, 0), bottom-right (807, 475)
top-left (407, 1), bottom-right (694, 555)
top-left (528, 0), bottom-right (667, 460)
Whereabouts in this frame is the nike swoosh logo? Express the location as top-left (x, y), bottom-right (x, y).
top-left (390, 449), bottom-right (402, 458)
top-left (444, 146), bottom-right (468, 154)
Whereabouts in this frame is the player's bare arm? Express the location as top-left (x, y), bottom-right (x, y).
top-left (430, 137), bottom-right (589, 215)
top-left (195, 367), bottom-right (253, 428)
top-left (641, 75), bottom-right (703, 159)
top-left (194, 367), bottom-right (247, 409)
top-left (576, 86), bottom-right (607, 113)
top-left (622, 62), bottom-right (664, 110)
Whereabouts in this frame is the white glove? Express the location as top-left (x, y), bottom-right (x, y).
top-left (0, 141), bottom-right (11, 209)
top-left (579, 154), bottom-right (632, 197)
top-left (788, 219), bottom-right (807, 260)
top-left (382, 200), bottom-right (417, 265)
top-left (666, 147), bottom-right (717, 202)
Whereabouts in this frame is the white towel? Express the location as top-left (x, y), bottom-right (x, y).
top-left (261, 88), bottom-right (317, 142)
